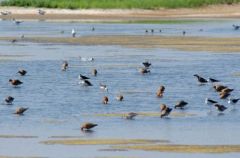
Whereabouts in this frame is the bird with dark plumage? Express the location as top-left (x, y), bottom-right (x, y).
top-left (160, 104), bottom-right (172, 118)
top-left (9, 79), bottom-right (23, 87)
top-left (219, 92), bottom-right (230, 99)
top-left (174, 100), bottom-right (188, 109)
top-left (38, 9), bottom-right (46, 15)
top-left (193, 74), bottom-right (208, 84)
top-left (156, 85), bottom-right (165, 98)
top-left (142, 61), bottom-right (151, 68)
top-left (79, 74), bottom-right (90, 80)
top-left (61, 61), bottom-right (68, 71)
top-left (14, 107), bottom-right (28, 115)
top-left (18, 69), bottom-right (27, 76)
top-left (81, 122), bottom-right (98, 131)
top-left (116, 95), bottom-right (124, 101)
top-left (92, 69), bottom-right (97, 76)
top-left (139, 67), bottom-right (150, 74)
top-left (4, 96), bottom-right (14, 105)
top-left (124, 112), bottom-right (138, 119)
top-left (214, 104), bottom-right (227, 112)
top-left (233, 24), bottom-right (240, 30)
top-left (213, 84), bottom-right (227, 92)
top-left (80, 79), bottom-right (93, 86)
top-left (221, 88), bottom-right (234, 94)
top-left (208, 78), bottom-right (220, 83)
top-left (102, 96), bottom-right (109, 104)
top-left (205, 98), bottom-right (217, 105)
top-left (228, 98), bottom-right (240, 105)
top-left (72, 29), bottom-right (76, 37)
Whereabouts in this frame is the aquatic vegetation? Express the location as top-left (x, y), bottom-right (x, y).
top-left (114, 144), bottom-right (240, 153)
top-left (1, 0), bottom-right (239, 9)
top-left (41, 139), bottom-right (169, 145)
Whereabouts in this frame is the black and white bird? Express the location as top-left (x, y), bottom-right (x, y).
top-left (38, 9), bottom-right (46, 15)
top-left (142, 61), bottom-right (151, 68)
top-left (4, 96), bottom-right (14, 105)
top-left (61, 61), bottom-right (68, 71)
top-left (205, 98), bottom-right (218, 105)
top-left (72, 29), bottom-right (76, 37)
top-left (233, 24), bottom-right (240, 30)
top-left (208, 78), bottom-right (220, 83)
top-left (214, 104), bottom-right (227, 112)
top-left (99, 83), bottom-right (108, 91)
top-left (193, 74), bottom-right (208, 84)
top-left (18, 69), bottom-right (27, 76)
top-left (80, 79), bottom-right (93, 86)
top-left (139, 67), bottom-right (150, 74)
top-left (174, 100), bottom-right (188, 109)
top-left (12, 19), bottom-right (23, 25)
top-left (228, 98), bottom-right (240, 105)
top-left (79, 74), bottom-right (90, 80)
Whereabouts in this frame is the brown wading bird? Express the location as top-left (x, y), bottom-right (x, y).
top-left (102, 96), bottom-right (109, 104)
top-left (61, 61), bottom-right (68, 71)
top-left (160, 104), bottom-right (172, 118)
top-left (174, 100), bottom-right (188, 109)
top-left (92, 69), bottom-right (97, 76)
top-left (18, 69), bottom-right (27, 76)
top-left (116, 95), bottom-right (124, 101)
top-left (139, 67), bottom-right (150, 74)
top-left (219, 92), bottom-right (230, 99)
top-left (156, 85), bottom-right (165, 97)
top-left (9, 79), bottom-right (23, 87)
top-left (14, 107), bottom-right (28, 115)
top-left (124, 112), bottom-right (138, 119)
top-left (213, 84), bottom-right (227, 92)
top-left (81, 122), bottom-right (98, 131)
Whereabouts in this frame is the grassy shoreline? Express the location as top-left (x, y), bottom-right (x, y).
top-left (1, 0), bottom-right (239, 9)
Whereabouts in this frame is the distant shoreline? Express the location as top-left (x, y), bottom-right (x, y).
top-left (0, 4), bottom-right (240, 22)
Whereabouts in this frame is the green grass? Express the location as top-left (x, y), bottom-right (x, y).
top-left (1, 0), bottom-right (239, 9)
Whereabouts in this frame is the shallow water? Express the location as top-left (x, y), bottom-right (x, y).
top-left (0, 19), bottom-right (240, 158)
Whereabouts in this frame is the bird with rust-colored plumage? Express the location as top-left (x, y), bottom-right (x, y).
top-left (102, 96), bottom-right (109, 104)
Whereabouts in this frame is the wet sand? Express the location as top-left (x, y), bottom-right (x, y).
top-left (1, 35), bottom-right (240, 53)
top-left (0, 4), bottom-right (240, 21)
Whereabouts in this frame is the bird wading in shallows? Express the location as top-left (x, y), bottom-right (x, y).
top-left (160, 104), bottom-right (172, 118)
top-left (81, 122), bottom-right (98, 131)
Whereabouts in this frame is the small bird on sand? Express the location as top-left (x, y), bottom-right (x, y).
top-left (214, 104), bottom-right (227, 112)
top-left (142, 61), bottom-right (151, 68)
top-left (92, 69), bottom-right (97, 76)
top-left (81, 122), bottom-right (98, 131)
top-left (79, 74), bottom-right (90, 80)
top-left (228, 98), bottom-right (240, 104)
top-left (4, 96), bottom-right (14, 105)
top-left (18, 69), bottom-right (27, 76)
top-left (174, 100), bottom-right (188, 109)
top-left (14, 107), bottom-right (28, 115)
top-left (160, 104), bottom-right (172, 118)
top-left (139, 67), bottom-right (150, 74)
top-left (156, 85), bottom-right (165, 97)
top-left (102, 96), bottom-right (109, 104)
top-left (38, 9), bottom-right (46, 15)
top-left (124, 112), bottom-right (138, 119)
top-left (9, 79), bottom-right (23, 87)
top-left (208, 78), bottom-right (220, 83)
top-left (193, 74), bottom-right (208, 84)
top-left (116, 95), bottom-right (124, 101)
top-left (213, 84), bottom-right (227, 92)
top-left (205, 98), bottom-right (218, 105)
top-left (72, 29), bottom-right (76, 37)
top-left (80, 80), bottom-right (93, 86)
top-left (61, 61), bottom-right (68, 71)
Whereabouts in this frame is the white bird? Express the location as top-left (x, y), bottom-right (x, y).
top-left (100, 83), bottom-right (108, 91)
top-left (72, 29), bottom-right (76, 37)
top-left (79, 56), bottom-right (94, 62)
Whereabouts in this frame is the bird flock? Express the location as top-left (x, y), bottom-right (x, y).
top-left (5, 57), bottom-right (239, 132)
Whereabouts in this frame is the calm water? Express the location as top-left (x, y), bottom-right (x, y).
top-left (0, 19), bottom-right (240, 158)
